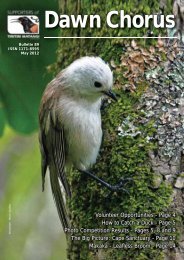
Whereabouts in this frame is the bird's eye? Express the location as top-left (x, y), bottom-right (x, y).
top-left (94, 81), bottom-right (102, 88)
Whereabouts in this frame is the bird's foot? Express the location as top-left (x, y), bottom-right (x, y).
top-left (79, 169), bottom-right (132, 194)
top-left (107, 177), bottom-right (132, 194)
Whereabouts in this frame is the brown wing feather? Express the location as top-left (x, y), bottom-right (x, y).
top-left (39, 81), bottom-right (70, 229)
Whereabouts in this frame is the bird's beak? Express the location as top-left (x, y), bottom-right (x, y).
top-left (102, 90), bottom-right (117, 101)
top-left (11, 19), bottom-right (19, 23)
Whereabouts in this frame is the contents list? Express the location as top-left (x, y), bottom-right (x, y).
top-left (65, 212), bottom-right (177, 250)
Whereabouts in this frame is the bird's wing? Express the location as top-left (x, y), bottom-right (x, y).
top-left (39, 83), bottom-right (70, 229)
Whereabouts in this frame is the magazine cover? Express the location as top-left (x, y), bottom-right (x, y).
top-left (1, 0), bottom-right (184, 259)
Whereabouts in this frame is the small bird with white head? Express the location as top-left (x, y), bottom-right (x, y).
top-left (39, 56), bottom-right (124, 229)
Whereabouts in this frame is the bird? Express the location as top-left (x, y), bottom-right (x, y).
top-left (11, 16), bottom-right (39, 33)
top-left (39, 56), bottom-right (125, 229)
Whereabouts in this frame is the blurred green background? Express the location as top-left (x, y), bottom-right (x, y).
top-left (0, 0), bottom-right (67, 259)
top-left (0, 129), bottom-right (67, 260)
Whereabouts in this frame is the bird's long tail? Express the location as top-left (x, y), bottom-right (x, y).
top-left (49, 164), bottom-right (70, 230)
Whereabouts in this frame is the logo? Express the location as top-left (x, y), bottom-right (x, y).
top-left (7, 15), bottom-right (39, 34)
